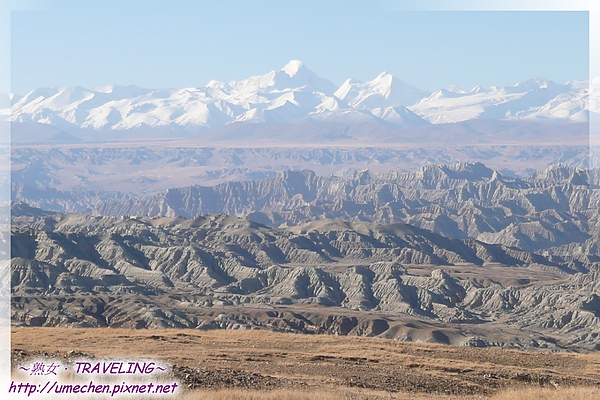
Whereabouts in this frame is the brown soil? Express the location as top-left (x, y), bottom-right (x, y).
top-left (11, 327), bottom-right (600, 398)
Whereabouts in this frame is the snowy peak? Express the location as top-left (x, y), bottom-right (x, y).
top-left (410, 78), bottom-right (590, 124)
top-left (334, 72), bottom-right (430, 109)
top-left (3, 61), bottom-right (595, 132)
top-left (370, 72), bottom-right (397, 99)
top-left (276, 61), bottom-right (336, 94)
top-left (369, 105), bottom-right (429, 127)
top-left (512, 78), bottom-right (557, 91)
top-left (333, 79), bottom-right (356, 101)
top-left (282, 60), bottom-right (305, 77)
top-left (225, 61), bottom-right (336, 96)
top-left (420, 86), bottom-right (469, 102)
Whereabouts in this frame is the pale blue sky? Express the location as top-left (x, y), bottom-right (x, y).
top-left (7, 1), bottom-right (591, 95)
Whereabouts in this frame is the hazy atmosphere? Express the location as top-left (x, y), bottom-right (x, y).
top-left (3, 2), bottom-right (600, 399)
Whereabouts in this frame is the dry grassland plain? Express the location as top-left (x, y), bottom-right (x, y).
top-left (11, 327), bottom-right (600, 399)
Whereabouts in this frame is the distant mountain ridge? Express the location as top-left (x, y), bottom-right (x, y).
top-left (3, 61), bottom-right (596, 133)
top-left (13, 161), bottom-right (600, 259)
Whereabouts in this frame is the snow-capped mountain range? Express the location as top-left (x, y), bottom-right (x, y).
top-left (2, 60), bottom-right (597, 132)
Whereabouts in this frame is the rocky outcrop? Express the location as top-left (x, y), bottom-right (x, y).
top-left (64, 163), bottom-right (597, 255)
top-left (9, 207), bottom-right (600, 351)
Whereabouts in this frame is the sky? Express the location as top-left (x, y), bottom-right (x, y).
top-left (4, 1), bottom-right (594, 96)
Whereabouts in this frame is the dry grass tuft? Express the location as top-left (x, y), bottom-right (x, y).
top-left (183, 387), bottom-right (600, 400)
top-left (12, 328), bottom-right (600, 400)
top-left (181, 389), bottom-right (342, 400)
top-left (182, 388), bottom-right (485, 400)
top-left (491, 386), bottom-right (600, 400)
